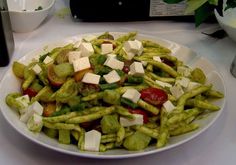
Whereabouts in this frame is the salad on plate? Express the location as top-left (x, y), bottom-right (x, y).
top-left (5, 32), bottom-right (224, 152)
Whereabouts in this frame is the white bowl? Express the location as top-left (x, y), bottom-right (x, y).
top-left (7, 0), bottom-right (55, 33)
top-left (215, 8), bottom-right (236, 42)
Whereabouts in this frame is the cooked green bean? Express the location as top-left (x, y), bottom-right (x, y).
top-left (132, 125), bottom-right (159, 139)
top-left (137, 99), bottom-right (160, 115)
top-left (117, 126), bottom-right (125, 143)
top-left (170, 123), bottom-right (199, 136)
top-left (186, 99), bottom-right (220, 111)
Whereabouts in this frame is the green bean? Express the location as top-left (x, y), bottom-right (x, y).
top-left (142, 40), bottom-right (171, 53)
top-left (144, 75), bottom-right (164, 90)
top-left (12, 61), bottom-right (25, 79)
top-left (167, 108), bottom-right (201, 125)
top-left (101, 137), bottom-right (116, 143)
top-left (71, 130), bottom-right (80, 141)
top-left (175, 85), bottom-right (212, 112)
top-left (132, 125), bottom-right (159, 139)
top-left (101, 134), bottom-right (117, 140)
top-left (104, 143), bottom-right (116, 150)
top-left (137, 99), bottom-right (160, 115)
top-left (78, 129), bottom-right (85, 150)
top-left (127, 75), bottom-right (144, 84)
top-left (66, 106), bottom-right (116, 124)
top-left (81, 92), bottom-right (104, 101)
top-left (146, 72), bottom-right (175, 83)
top-left (22, 71), bottom-right (36, 90)
top-left (93, 45), bottom-right (101, 54)
top-left (146, 64), bottom-right (153, 72)
top-left (185, 99), bottom-right (220, 111)
top-left (116, 32), bottom-right (137, 43)
top-left (157, 108), bottom-right (169, 148)
top-left (170, 123), bottom-right (199, 136)
top-left (43, 112), bottom-right (78, 123)
top-left (120, 98), bottom-right (138, 109)
top-left (113, 43), bottom-right (123, 54)
top-left (43, 121), bottom-right (79, 130)
top-left (117, 126), bottom-right (125, 143)
top-left (31, 86), bottom-right (54, 103)
top-left (115, 106), bottom-right (135, 119)
top-left (203, 90), bottom-right (224, 98)
top-left (5, 93), bottom-right (25, 110)
top-left (144, 122), bottom-right (159, 129)
top-left (146, 60), bottom-right (178, 78)
top-left (99, 144), bottom-right (106, 152)
top-left (99, 83), bottom-right (119, 91)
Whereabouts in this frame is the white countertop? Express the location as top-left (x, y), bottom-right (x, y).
top-left (1, 1), bottom-right (236, 165)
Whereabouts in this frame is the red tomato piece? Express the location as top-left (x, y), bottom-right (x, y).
top-left (128, 109), bottom-right (149, 123)
top-left (23, 88), bottom-right (38, 98)
top-left (140, 88), bottom-right (168, 106)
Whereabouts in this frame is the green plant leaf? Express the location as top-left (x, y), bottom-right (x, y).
top-left (195, 2), bottom-right (214, 27)
top-left (163, 0), bottom-right (185, 4)
top-left (185, 0), bottom-right (208, 14)
top-left (225, 0), bottom-right (236, 10)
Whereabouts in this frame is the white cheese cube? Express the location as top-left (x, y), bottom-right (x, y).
top-left (120, 114), bottom-right (143, 127)
top-left (103, 70), bottom-right (121, 84)
top-left (15, 95), bottom-right (30, 109)
top-left (155, 80), bottom-right (172, 88)
top-left (186, 82), bottom-right (201, 92)
top-left (153, 56), bottom-right (162, 62)
top-left (84, 130), bottom-right (101, 152)
top-left (134, 40), bottom-right (143, 55)
top-left (68, 51), bottom-right (81, 64)
top-left (176, 77), bottom-right (190, 88)
top-left (163, 100), bottom-right (176, 113)
top-left (43, 56), bottom-right (54, 64)
top-left (170, 84), bottom-right (184, 99)
top-left (27, 113), bottom-right (43, 132)
top-left (122, 88), bottom-right (141, 103)
top-left (82, 73), bottom-right (101, 85)
top-left (74, 40), bottom-right (82, 48)
top-left (32, 64), bottom-right (42, 74)
top-left (107, 53), bottom-right (117, 58)
top-left (80, 43), bottom-right (94, 57)
top-left (104, 57), bottom-right (124, 70)
top-left (101, 43), bottom-right (113, 54)
top-left (72, 57), bottom-right (91, 72)
top-left (177, 66), bottom-right (192, 77)
top-left (124, 40), bottom-right (139, 54)
top-left (83, 35), bottom-right (97, 42)
top-left (123, 48), bottom-right (135, 60)
top-left (20, 101), bottom-right (43, 123)
top-left (129, 62), bottom-right (145, 76)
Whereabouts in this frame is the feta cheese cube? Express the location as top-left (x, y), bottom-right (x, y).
top-left (170, 84), bottom-right (184, 99)
top-left (129, 62), bottom-right (145, 76)
top-left (123, 48), bottom-right (135, 60)
top-left (72, 57), bottom-right (91, 72)
top-left (74, 40), bottom-right (82, 48)
top-left (107, 53), bottom-right (117, 59)
top-left (27, 113), bottom-right (43, 132)
top-left (83, 35), bottom-right (97, 42)
top-left (15, 95), bottom-right (30, 109)
top-left (80, 43), bottom-right (94, 57)
top-left (163, 100), bottom-right (176, 113)
top-left (124, 40), bottom-right (139, 54)
top-left (153, 56), bottom-right (162, 62)
top-left (82, 73), bottom-right (101, 85)
top-left (68, 51), bottom-right (81, 64)
top-left (84, 130), bottom-right (101, 152)
top-left (120, 114), bottom-right (143, 127)
top-left (122, 88), bottom-right (141, 103)
top-left (155, 80), bottom-right (172, 88)
top-left (103, 70), bottom-right (121, 84)
top-left (134, 40), bottom-right (143, 55)
top-left (186, 82), bottom-right (201, 92)
top-left (176, 77), bottom-right (190, 88)
top-left (32, 64), bottom-right (42, 74)
top-left (20, 101), bottom-right (43, 123)
top-left (177, 66), bottom-right (192, 77)
top-left (104, 57), bottom-right (124, 70)
top-left (101, 43), bottom-right (113, 54)
top-left (43, 56), bottom-right (54, 64)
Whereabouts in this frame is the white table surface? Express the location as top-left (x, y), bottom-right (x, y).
top-left (1, 1), bottom-right (236, 165)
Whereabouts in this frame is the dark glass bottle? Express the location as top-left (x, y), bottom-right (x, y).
top-left (0, 0), bottom-right (14, 67)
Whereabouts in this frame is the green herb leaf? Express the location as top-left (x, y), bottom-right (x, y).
top-left (195, 2), bottom-right (214, 27)
top-left (185, 0), bottom-right (208, 14)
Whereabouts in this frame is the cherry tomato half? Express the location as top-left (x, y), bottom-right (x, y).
top-left (128, 109), bottom-right (149, 123)
top-left (140, 87), bottom-right (168, 106)
top-left (23, 88), bottom-right (38, 98)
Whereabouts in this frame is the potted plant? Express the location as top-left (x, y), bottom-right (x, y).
top-left (163, 0), bottom-right (236, 26)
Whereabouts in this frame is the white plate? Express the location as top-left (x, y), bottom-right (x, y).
top-left (0, 32), bottom-right (226, 159)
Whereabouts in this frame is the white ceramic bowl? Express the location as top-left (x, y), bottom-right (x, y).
top-left (0, 32), bottom-right (226, 159)
top-left (215, 8), bottom-right (236, 42)
top-left (7, 0), bottom-right (55, 33)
